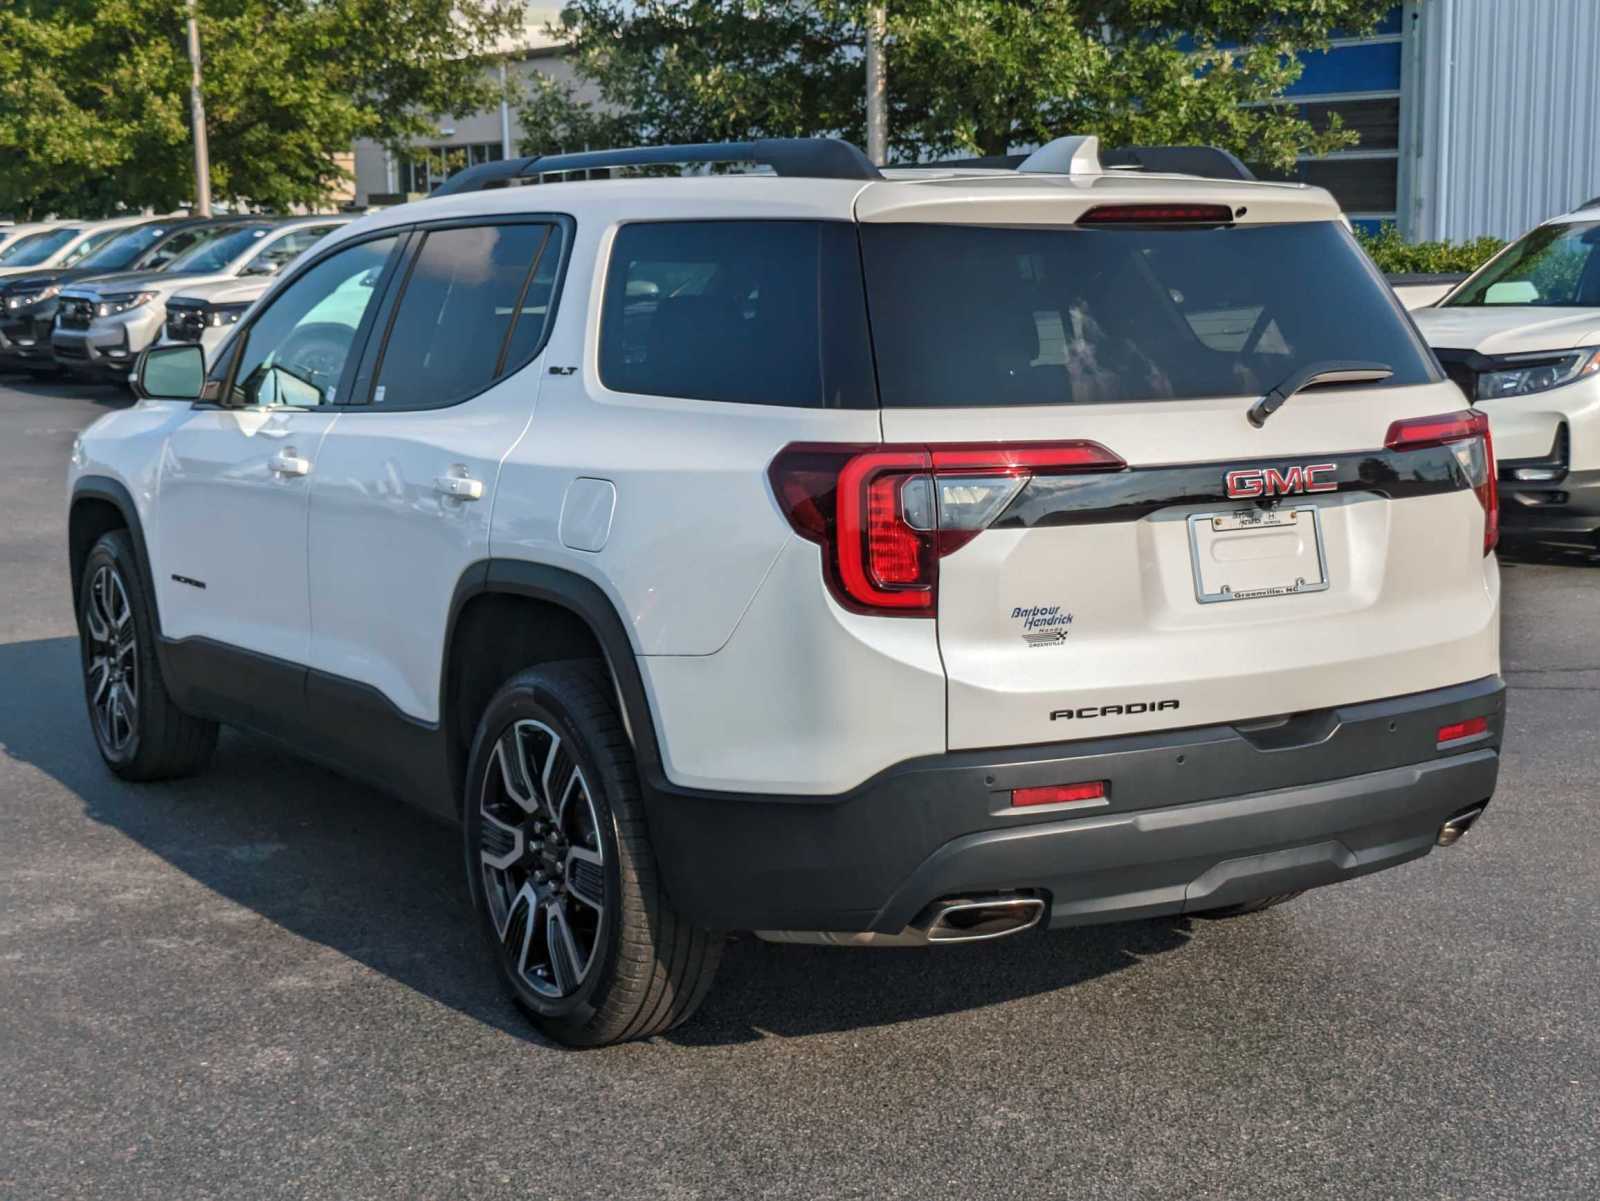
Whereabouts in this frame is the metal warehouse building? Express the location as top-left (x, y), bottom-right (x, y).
top-left (1282, 0), bottom-right (1600, 239)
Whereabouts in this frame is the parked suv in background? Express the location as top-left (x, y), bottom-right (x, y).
top-left (157, 278), bottom-right (278, 358)
top-left (0, 217), bottom-right (240, 376)
top-left (68, 137), bottom-right (1504, 1046)
top-left (52, 216), bottom-right (348, 382)
top-left (0, 216), bottom-right (148, 279)
top-left (1413, 202), bottom-right (1600, 552)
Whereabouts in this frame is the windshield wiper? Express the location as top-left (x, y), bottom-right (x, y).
top-left (1248, 360), bottom-right (1394, 428)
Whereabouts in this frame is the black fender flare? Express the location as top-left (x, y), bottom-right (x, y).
top-left (68, 475), bottom-right (164, 636)
top-left (441, 559), bottom-right (669, 786)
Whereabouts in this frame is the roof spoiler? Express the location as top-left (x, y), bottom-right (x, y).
top-left (431, 137), bottom-right (882, 196)
top-left (916, 137), bottom-right (1256, 182)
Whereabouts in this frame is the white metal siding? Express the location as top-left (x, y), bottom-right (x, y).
top-left (1407, 0), bottom-right (1600, 241)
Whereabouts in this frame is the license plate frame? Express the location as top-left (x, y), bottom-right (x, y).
top-left (1186, 504), bottom-right (1329, 605)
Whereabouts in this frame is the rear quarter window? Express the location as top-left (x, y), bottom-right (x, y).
top-left (599, 220), bottom-right (875, 408)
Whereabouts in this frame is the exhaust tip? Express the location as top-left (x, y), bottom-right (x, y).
top-left (920, 895), bottom-right (1046, 943)
top-left (1438, 805), bottom-right (1486, 847)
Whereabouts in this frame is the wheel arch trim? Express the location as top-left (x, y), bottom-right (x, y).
top-left (442, 558), bottom-right (668, 785)
top-left (69, 475), bottom-right (162, 636)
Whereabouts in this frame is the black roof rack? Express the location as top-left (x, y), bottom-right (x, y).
top-left (431, 137), bottom-right (882, 196)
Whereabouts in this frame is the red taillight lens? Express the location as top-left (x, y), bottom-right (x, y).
top-left (770, 441), bottom-right (1125, 616)
top-left (1385, 408), bottom-right (1499, 555)
top-left (1011, 780), bottom-right (1108, 808)
top-left (1436, 716), bottom-right (1490, 745)
top-left (1078, 204), bottom-right (1235, 224)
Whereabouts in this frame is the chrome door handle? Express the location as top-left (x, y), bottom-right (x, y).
top-left (434, 474), bottom-right (484, 501)
top-left (269, 448), bottom-right (311, 477)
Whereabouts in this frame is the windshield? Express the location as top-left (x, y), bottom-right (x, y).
top-left (75, 224), bottom-right (171, 271)
top-left (167, 224), bottom-right (271, 273)
top-left (860, 220), bottom-right (1435, 406)
top-left (1445, 221), bottom-right (1600, 307)
top-left (0, 228), bottom-right (80, 266)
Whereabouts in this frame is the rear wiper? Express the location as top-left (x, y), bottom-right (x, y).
top-left (1248, 360), bottom-right (1394, 428)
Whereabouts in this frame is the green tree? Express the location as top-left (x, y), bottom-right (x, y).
top-left (0, 0), bottom-right (526, 216)
top-left (519, 0), bottom-right (1394, 166)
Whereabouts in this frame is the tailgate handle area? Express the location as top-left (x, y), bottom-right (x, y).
top-left (1231, 709), bottom-right (1340, 751)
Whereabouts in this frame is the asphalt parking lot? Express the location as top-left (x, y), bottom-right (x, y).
top-left (2, 376), bottom-right (1598, 1201)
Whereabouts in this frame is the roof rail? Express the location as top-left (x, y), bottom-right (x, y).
top-left (430, 137), bottom-right (882, 196)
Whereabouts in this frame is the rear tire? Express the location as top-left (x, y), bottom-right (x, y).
top-left (77, 530), bottom-right (218, 781)
top-left (1191, 891), bottom-right (1302, 919)
top-left (463, 660), bottom-right (723, 1047)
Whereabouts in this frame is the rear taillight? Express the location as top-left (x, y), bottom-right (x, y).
top-left (769, 441), bottom-right (1125, 616)
top-left (1384, 409), bottom-right (1499, 555)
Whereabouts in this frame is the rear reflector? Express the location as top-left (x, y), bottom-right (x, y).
top-left (1385, 408), bottom-right (1499, 555)
top-left (1078, 204), bottom-right (1235, 224)
top-left (1436, 716), bottom-right (1489, 745)
top-left (1011, 780), bottom-right (1108, 808)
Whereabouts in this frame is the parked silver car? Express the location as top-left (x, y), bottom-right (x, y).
top-left (52, 216), bottom-right (349, 381)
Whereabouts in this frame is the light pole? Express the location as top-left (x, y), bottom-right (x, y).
top-left (865, 4), bottom-right (887, 165)
top-left (186, 0), bottom-right (212, 215)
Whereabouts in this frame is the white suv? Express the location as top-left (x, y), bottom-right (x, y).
top-left (1412, 202), bottom-right (1600, 552)
top-left (67, 137), bottom-right (1505, 1046)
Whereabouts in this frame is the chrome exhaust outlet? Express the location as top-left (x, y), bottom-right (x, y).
top-left (916, 895), bottom-right (1046, 944)
top-left (755, 894), bottom-right (1046, 947)
top-left (1437, 805), bottom-right (1486, 847)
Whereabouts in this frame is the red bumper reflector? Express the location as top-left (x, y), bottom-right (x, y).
top-left (1011, 780), bottom-right (1108, 808)
top-left (1436, 716), bottom-right (1489, 745)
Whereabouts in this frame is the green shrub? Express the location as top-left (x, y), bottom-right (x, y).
top-left (1356, 223), bottom-right (1506, 276)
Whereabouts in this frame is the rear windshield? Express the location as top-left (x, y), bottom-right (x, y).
top-left (1444, 220), bottom-right (1600, 308)
top-left (860, 221), bottom-right (1435, 406)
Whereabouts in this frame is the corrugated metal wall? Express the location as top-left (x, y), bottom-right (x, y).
top-left (1406, 0), bottom-right (1600, 241)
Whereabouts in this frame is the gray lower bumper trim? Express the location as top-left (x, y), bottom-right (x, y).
top-left (870, 750), bottom-right (1498, 931)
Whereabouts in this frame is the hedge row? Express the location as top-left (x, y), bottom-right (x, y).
top-left (1355, 223), bottom-right (1506, 276)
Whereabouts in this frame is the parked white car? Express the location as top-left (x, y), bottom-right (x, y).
top-left (1413, 204), bottom-right (1600, 551)
top-left (70, 136), bottom-right (1503, 1046)
top-left (157, 278), bottom-right (272, 358)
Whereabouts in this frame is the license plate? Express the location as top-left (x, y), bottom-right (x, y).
top-left (1186, 505), bottom-right (1329, 604)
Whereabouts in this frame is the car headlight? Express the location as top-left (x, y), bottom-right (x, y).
top-left (1476, 347), bottom-right (1600, 399)
top-left (207, 303), bottom-right (250, 327)
top-left (6, 284), bottom-right (58, 309)
top-left (96, 290), bottom-right (159, 318)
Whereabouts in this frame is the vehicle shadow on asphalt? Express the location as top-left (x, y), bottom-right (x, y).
top-left (0, 635), bottom-right (1194, 1047)
top-left (0, 373), bottom-right (130, 409)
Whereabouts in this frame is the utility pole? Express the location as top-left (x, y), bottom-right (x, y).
top-left (865, 4), bottom-right (887, 165)
top-left (185, 0), bottom-right (212, 215)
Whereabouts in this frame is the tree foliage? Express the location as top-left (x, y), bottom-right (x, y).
top-left (0, 0), bottom-right (526, 216)
top-left (519, 0), bottom-right (1397, 165)
top-left (1356, 223), bottom-right (1505, 276)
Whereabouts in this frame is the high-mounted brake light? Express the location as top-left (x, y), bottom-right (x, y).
top-left (769, 441), bottom-right (1125, 616)
top-left (1077, 204), bottom-right (1235, 225)
top-left (1385, 409), bottom-right (1498, 554)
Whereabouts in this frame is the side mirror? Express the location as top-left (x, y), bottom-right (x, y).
top-left (241, 260), bottom-right (279, 277)
top-left (134, 343), bottom-right (205, 401)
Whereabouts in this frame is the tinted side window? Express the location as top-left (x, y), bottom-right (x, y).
top-left (599, 221), bottom-right (874, 408)
top-left (369, 223), bottom-right (554, 408)
top-left (230, 236), bottom-right (399, 407)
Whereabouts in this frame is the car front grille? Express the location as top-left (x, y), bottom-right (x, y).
top-left (165, 302), bottom-right (207, 343)
top-left (59, 297), bottom-right (95, 330)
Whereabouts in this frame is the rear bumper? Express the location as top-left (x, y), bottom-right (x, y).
top-left (1498, 469), bottom-right (1600, 548)
top-left (642, 676), bottom-right (1505, 932)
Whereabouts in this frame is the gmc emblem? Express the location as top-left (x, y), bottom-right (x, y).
top-left (1224, 463), bottom-right (1338, 500)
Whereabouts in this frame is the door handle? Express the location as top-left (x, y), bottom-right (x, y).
top-left (269, 448), bottom-right (311, 477)
top-left (434, 473), bottom-right (484, 501)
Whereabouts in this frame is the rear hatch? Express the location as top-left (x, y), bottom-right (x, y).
top-left (854, 200), bottom-right (1500, 750)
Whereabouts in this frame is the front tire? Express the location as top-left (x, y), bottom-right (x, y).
top-left (77, 530), bottom-right (218, 780)
top-left (463, 661), bottom-right (722, 1047)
